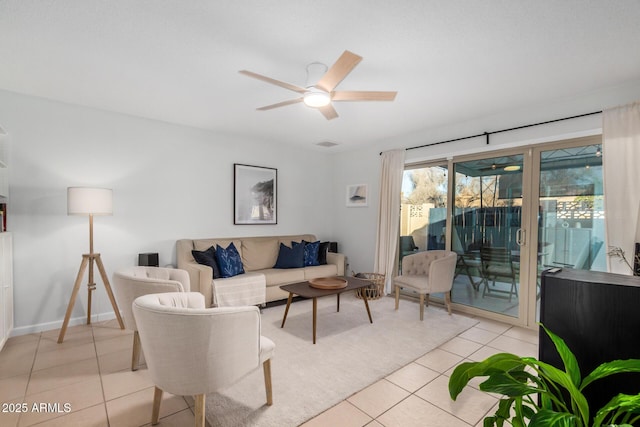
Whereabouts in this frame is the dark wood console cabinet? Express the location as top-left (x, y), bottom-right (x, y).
top-left (540, 268), bottom-right (640, 420)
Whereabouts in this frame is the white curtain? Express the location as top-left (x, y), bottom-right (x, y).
top-left (602, 101), bottom-right (640, 274)
top-left (374, 149), bottom-right (406, 293)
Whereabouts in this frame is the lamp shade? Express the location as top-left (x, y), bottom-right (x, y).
top-left (67, 187), bottom-right (113, 216)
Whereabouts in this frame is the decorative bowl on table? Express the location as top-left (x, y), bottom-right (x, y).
top-left (308, 277), bottom-right (348, 289)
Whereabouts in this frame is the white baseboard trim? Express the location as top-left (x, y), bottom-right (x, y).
top-left (11, 311), bottom-right (118, 337)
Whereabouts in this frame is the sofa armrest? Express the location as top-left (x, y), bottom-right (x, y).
top-left (326, 252), bottom-right (346, 276)
top-left (179, 261), bottom-right (214, 307)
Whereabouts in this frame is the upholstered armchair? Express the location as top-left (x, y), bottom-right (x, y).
top-left (394, 250), bottom-right (457, 320)
top-left (132, 292), bottom-right (275, 427)
top-left (112, 266), bottom-right (190, 371)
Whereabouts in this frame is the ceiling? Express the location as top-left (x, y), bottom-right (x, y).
top-left (1, 1), bottom-right (640, 152)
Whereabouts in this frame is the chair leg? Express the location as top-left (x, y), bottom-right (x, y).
top-left (194, 394), bottom-right (206, 427)
top-left (419, 294), bottom-right (425, 321)
top-left (445, 291), bottom-right (452, 315)
top-left (131, 331), bottom-right (141, 371)
top-left (263, 359), bottom-right (273, 406)
top-left (394, 285), bottom-right (400, 310)
top-left (152, 386), bottom-right (163, 425)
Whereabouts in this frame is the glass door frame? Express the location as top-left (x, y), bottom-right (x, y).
top-left (523, 135), bottom-right (603, 328)
top-left (401, 135), bottom-right (603, 329)
top-left (444, 146), bottom-right (534, 328)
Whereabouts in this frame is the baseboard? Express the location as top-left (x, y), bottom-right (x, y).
top-left (0, 333), bottom-right (9, 351)
top-left (11, 311), bottom-right (118, 337)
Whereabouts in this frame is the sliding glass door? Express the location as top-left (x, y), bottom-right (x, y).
top-left (451, 153), bottom-right (526, 318)
top-left (401, 136), bottom-right (605, 327)
top-left (530, 139), bottom-right (605, 323)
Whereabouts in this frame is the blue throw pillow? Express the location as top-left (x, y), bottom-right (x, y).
top-left (299, 240), bottom-right (320, 266)
top-left (191, 246), bottom-right (221, 279)
top-left (215, 242), bottom-right (245, 278)
top-left (274, 242), bottom-right (304, 269)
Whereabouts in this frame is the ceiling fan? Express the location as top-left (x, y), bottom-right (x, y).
top-left (239, 50), bottom-right (397, 120)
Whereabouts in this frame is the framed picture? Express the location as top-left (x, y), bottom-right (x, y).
top-left (346, 184), bottom-right (368, 207)
top-left (234, 164), bottom-right (277, 224)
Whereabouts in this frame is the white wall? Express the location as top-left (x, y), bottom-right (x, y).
top-left (0, 90), bottom-right (337, 334)
top-left (331, 80), bottom-right (640, 276)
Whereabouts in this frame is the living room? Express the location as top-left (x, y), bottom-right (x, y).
top-left (1, 2), bottom-right (640, 426)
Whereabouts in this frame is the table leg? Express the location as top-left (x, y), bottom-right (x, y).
top-left (337, 293), bottom-right (340, 312)
top-left (362, 293), bottom-right (373, 323)
top-left (312, 297), bottom-right (317, 344)
top-left (281, 292), bottom-right (294, 328)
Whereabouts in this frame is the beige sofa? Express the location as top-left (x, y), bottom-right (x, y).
top-left (176, 234), bottom-right (345, 307)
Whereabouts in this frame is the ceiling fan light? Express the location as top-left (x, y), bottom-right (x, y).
top-left (303, 88), bottom-right (331, 108)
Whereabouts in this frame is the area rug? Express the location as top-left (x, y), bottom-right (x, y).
top-left (205, 292), bottom-right (478, 427)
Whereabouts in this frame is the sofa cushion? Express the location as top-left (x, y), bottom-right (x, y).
top-left (191, 246), bottom-right (221, 279)
top-left (261, 268), bottom-right (305, 286)
top-left (242, 238), bottom-right (279, 271)
top-left (318, 241), bottom-right (330, 265)
top-left (304, 264), bottom-right (339, 280)
top-left (274, 243), bottom-right (304, 269)
top-left (215, 242), bottom-right (245, 278)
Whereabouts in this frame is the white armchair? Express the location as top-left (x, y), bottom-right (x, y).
top-left (394, 250), bottom-right (457, 320)
top-left (112, 266), bottom-right (190, 370)
top-left (132, 292), bottom-right (275, 427)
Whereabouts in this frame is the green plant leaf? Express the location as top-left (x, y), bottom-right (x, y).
top-left (449, 353), bottom-right (527, 400)
top-left (529, 409), bottom-right (577, 427)
top-left (536, 360), bottom-right (590, 425)
top-left (541, 324), bottom-right (582, 387)
top-left (592, 393), bottom-right (640, 426)
top-left (480, 373), bottom-right (540, 396)
top-left (483, 415), bottom-right (498, 427)
top-left (521, 403), bottom-right (536, 420)
top-left (495, 397), bottom-right (515, 422)
top-left (581, 359), bottom-right (640, 390)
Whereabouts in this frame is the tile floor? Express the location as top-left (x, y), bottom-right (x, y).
top-left (0, 312), bottom-right (538, 427)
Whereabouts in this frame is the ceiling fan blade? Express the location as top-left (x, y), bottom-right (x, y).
top-left (315, 50), bottom-right (363, 92)
top-left (332, 91), bottom-right (397, 102)
top-left (257, 98), bottom-right (303, 111)
top-left (239, 70), bottom-right (307, 94)
top-left (318, 104), bottom-right (338, 120)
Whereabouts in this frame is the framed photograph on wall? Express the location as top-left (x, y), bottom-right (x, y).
top-left (346, 184), bottom-right (368, 207)
top-left (234, 164), bottom-right (277, 224)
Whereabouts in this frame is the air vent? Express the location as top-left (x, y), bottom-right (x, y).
top-left (315, 141), bottom-right (339, 148)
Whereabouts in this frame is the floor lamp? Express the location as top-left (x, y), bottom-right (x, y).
top-left (58, 187), bottom-right (124, 343)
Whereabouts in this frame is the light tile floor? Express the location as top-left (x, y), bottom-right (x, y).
top-left (0, 312), bottom-right (538, 427)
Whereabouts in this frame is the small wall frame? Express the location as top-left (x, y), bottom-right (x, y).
top-left (346, 184), bottom-right (368, 207)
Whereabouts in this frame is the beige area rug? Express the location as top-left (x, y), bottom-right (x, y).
top-left (206, 292), bottom-right (478, 427)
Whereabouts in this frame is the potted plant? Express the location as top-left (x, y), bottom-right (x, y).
top-left (448, 325), bottom-right (640, 426)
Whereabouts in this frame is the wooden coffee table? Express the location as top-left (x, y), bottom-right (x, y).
top-left (280, 276), bottom-right (374, 344)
